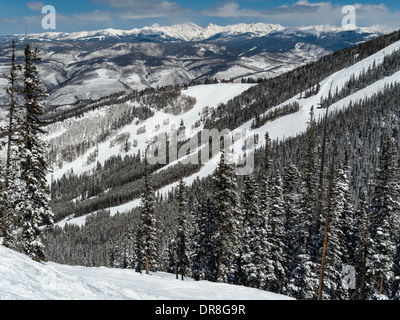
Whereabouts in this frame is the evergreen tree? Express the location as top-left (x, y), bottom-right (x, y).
top-left (286, 253), bottom-right (319, 300)
top-left (259, 132), bottom-right (272, 220)
top-left (138, 159), bottom-right (159, 274)
top-left (287, 109), bottom-right (320, 299)
top-left (266, 171), bottom-right (287, 293)
top-left (282, 164), bottom-right (301, 273)
top-left (122, 228), bottom-right (135, 269)
top-left (300, 106), bottom-right (319, 256)
top-left (356, 189), bottom-right (372, 300)
top-left (14, 42), bottom-right (54, 262)
top-left (212, 150), bottom-right (242, 283)
top-left (191, 185), bottom-right (205, 280)
top-left (340, 153), bottom-right (358, 299)
top-left (191, 186), bottom-right (216, 281)
top-left (321, 162), bottom-right (350, 300)
top-left (165, 238), bottom-right (176, 274)
top-left (0, 39), bottom-right (22, 248)
top-left (175, 178), bottom-right (189, 280)
top-left (134, 225), bottom-right (145, 273)
top-left (341, 154), bottom-right (356, 267)
top-left (239, 174), bottom-right (269, 289)
top-left (110, 240), bottom-right (122, 268)
top-left (367, 135), bottom-right (400, 299)
top-left (2, 40), bottom-right (21, 189)
top-left (316, 103), bottom-right (330, 240)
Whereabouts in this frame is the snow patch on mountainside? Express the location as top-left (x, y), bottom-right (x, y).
top-left (48, 83), bottom-right (254, 182)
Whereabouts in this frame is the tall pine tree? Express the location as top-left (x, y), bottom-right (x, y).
top-left (287, 107), bottom-right (319, 299)
top-left (266, 171), bottom-right (287, 293)
top-left (175, 178), bottom-right (189, 280)
top-left (301, 106), bottom-right (319, 257)
top-left (1, 39), bottom-right (22, 248)
top-left (138, 158), bottom-right (159, 274)
top-left (191, 185), bottom-right (216, 281)
top-left (320, 161), bottom-right (350, 300)
top-left (367, 134), bottom-right (400, 299)
top-left (282, 164), bottom-right (301, 273)
top-left (239, 174), bottom-right (269, 289)
top-left (259, 132), bottom-right (272, 222)
top-left (14, 42), bottom-right (54, 262)
top-left (212, 150), bottom-right (242, 283)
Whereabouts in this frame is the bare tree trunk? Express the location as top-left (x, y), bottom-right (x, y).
top-left (217, 256), bottom-right (222, 281)
top-left (145, 250), bottom-right (149, 274)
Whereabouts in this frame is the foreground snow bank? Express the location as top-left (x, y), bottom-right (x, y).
top-left (0, 246), bottom-right (292, 300)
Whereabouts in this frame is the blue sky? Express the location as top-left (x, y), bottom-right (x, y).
top-left (1, 1), bottom-right (400, 35)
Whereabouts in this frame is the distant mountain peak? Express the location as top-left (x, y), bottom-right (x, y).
top-left (3, 22), bottom-right (392, 44)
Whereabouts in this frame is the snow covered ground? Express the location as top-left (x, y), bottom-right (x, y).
top-left (0, 246), bottom-right (292, 300)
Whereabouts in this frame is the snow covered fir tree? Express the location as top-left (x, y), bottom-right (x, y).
top-left (0, 40), bottom-right (54, 262)
top-left (1, 24), bottom-right (400, 300)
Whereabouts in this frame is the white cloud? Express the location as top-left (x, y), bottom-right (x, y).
top-left (201, 2), bottom-right (260, 18)
top-left (202, 1), bottom-right (333, 19)
top-left (74, 10), bottom-right (111, 22)
top-left (201, 1), bottom-right (400, 29)
top-left (119, 11), bottom-right (169, 20)
top-left (26, 1), bottom-right (44, 11)
top-left (91, 0), bottom-right (192, 20)
top-left (92, 0), bottom-right (140, 8)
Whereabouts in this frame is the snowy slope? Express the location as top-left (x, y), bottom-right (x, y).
top-left (47, 83), bottom-right (255, 182)
top-left (247, 39), bottom-right (400, 142)
top-left (0, 246), bottom-right (292, 300)
top-left (54, 37), bottom-right (400, 228)
top-left (53, 83), bottom-right (254, 227)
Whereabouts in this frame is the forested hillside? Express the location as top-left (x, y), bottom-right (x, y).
top-left (0, 25), bottom-right (399, 301)
top-left (45, 80), bottom-right (400, 299)
top-left (40, 28), bottom-right (400, 300)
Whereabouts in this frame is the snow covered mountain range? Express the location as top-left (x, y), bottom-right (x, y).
top-left (0, 22), bottom-right (387, 107)
top-left (0, 22), bottom-right (389, 43)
